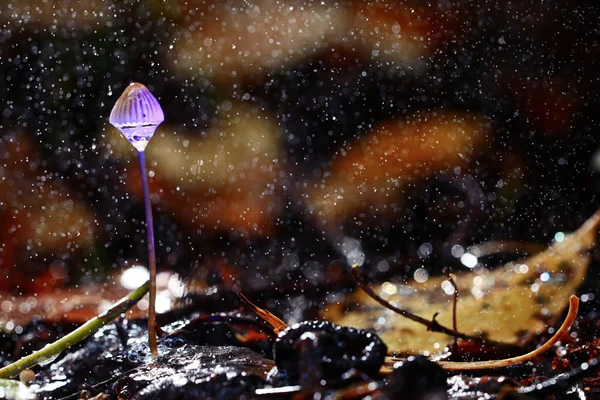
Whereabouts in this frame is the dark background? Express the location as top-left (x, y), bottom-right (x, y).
top-left (0, 0), bottom-right (599, 295)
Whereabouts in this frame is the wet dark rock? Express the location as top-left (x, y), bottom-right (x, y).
top-left (165, 322), bottom-right (241, 348)
top-left (31, 319), bottom-right (146, 398)
top-left (164, 313), bottom-right (273, 357)
top-left (29, 313), bottom-right (274, 399)
top-left (383, 356), bottom-right (448, 400)
top-left (115, 345), bottom-right (273, 400)
top-left (271, 320), bottom-right (387, 385)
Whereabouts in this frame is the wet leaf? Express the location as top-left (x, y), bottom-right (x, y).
top-left (309, 111), bottom-right (491, 225)
top-left (323, 211), bottom-right (600, 354)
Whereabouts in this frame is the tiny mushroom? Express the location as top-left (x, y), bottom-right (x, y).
top-left (109, 82), bottom-right (165, 356)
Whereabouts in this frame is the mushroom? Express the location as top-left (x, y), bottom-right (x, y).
top-left (109, 82), bottom-right (164, 356)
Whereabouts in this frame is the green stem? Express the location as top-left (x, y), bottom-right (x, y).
top-left (0, 281), bottom-right (150, 379)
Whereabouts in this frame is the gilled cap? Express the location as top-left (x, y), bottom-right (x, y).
top-left (109, 82), bottom-right (164, 128)
top-left (109, 83), bottom-right (164, 151)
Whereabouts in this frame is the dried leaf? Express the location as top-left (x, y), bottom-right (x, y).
top-left (323, 211), bottom-right (600, 354)
top-left (0, 133), bottom-right (97, 255)
top-left (309, 111), bottom-right (491, 225)
top-left (169, 1), bottom-right (345, 83)
top-left (236, 291), bottom-right (289, 334)
top-left (104, 101), bottom-right (282, 234)
top-left (0, 133), bottom-right (97, 293)
top-left (347, 1), bottom-right (464, 68)
top-left (438, 295), bottom-right (579, 371)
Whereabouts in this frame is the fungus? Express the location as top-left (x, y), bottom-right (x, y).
top-left (109, 82), bottom-right (164, 356)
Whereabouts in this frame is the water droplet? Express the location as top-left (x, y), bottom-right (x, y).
top-left (38, 351), bottom-right (61, 367)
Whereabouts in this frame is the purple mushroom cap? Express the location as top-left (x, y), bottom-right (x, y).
top-left (109, 82), bottom-right (164, 151)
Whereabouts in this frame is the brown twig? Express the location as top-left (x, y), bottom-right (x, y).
top-left (380, 296), bottom-right (580, 373)
top-left (350, 264), bottom-right (507, 346)
top-left (332, 381), bottom-right (381, 400)
top-left (443, 268), bottom-right (459, 354)
top-left (439, 295), bottom-right (579, 370)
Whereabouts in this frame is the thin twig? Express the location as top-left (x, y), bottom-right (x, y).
top-left (380, 296), bottom-right (580, 373)
top-left (439, 295), bottom-right (579, 370)
top-left (333, 381), bottom-right (381, 400)
top-left (443, 268), bottom-right (459, 354)
top-left (0, 281), bottom-right (150, 379)
top-left (349, 264), bottom-right (506, 346)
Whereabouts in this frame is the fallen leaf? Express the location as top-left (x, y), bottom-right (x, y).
top-left (323, 210), bottom-right (600, 354)
top-left (309, 111), bottom-right (491, 226)
top-left (0, 269), bottom-right (180, 330)
top-left (168, 1), bottom-right (346, 83)
top-left (346, 1), bottom-right (465, 69)
top-left (103, 100), bottom-right (283, 235)
top-left (236, 291), bottom-right (289, 334)
top-left (0, 132), bottom-right (97, 293)
top-left (0, 0), bottom-right (114, 27)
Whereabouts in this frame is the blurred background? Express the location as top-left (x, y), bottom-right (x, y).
top-left (0, 0), bottom-right (599, 321)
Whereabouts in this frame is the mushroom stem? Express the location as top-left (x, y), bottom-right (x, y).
top-left (138, 150), bottom-right (158, 357)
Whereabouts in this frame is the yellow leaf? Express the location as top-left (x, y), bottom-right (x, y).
top-left (322, 211), bottom-right (600, 355)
